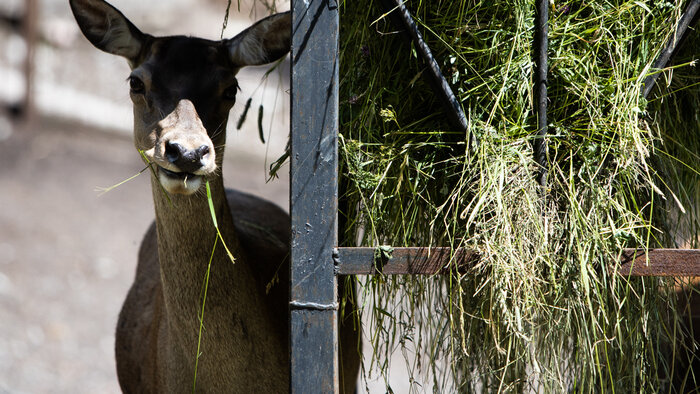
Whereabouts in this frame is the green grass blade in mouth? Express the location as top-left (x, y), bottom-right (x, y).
top-left (138, 149), bottom-right (172, 206)
top-left (95, 165), bottom-right (149, 196)
top-left (205, 180), bottom-right (235, 264)
top-left (193, 235), bottom-right (218, 393)
top-left (205, 179), bottom-right (219, 228)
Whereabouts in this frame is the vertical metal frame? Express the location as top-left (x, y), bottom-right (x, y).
top-left (533, 0), bottom-right (548, 187)
top-left (289, 0), bottom-right (340, 392)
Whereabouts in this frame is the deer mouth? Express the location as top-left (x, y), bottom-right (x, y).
top-left (157, 166), bottom-right (204, 195)
top-left (159, 166), bottom-right (197, 180)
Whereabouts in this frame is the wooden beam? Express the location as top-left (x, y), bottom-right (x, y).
top-left (335, 247), bottom-right (700, 277)
top-left (619, 249), bottom-right (700, 277)
top-left (335, 247), bottom-right (477, 275)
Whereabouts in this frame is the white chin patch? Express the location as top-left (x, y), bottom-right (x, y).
top-left (158, 171), bottom-right (203, 195)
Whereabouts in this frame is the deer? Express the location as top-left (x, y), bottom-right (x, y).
top-left (69, 0), bottom-right (360, 392)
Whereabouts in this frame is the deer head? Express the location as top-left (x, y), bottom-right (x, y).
top-left (69, 0), bottom-right (291, 195)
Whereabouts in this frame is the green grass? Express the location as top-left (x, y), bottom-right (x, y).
top-left (228, 0), bottom-right (700, 391)
top-left (193, 180), bottom-right (238, 393)
top-left (337, 0), bottom-right (700, 392)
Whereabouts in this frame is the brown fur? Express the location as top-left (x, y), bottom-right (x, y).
top-left (70, 0), bottom-right (360, 392)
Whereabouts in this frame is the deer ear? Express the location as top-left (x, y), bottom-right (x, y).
top-left (226, 11), bottom-right (291, 67)
top-left (69, 0), bottom-right (147, 63)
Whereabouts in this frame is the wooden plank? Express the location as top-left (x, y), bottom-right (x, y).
top-left (619, 249), bottom-right (700, 277)
top-left (336, 247), bottom-right (700, 277)
top-left (335, 247), bottom-right (478, 275)
top-left (289, 1), bottom-right (340, 393)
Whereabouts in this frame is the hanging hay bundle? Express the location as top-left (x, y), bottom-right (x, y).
top-left (337, 0), bottom-right (700, 391)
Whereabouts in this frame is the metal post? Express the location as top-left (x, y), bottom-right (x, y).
top-left (642, 0), bottom-right (700, 98)
top-left (533, 0), bottom-right (548, 188)
top-left (289, 0), bottom-right (339, 393)
top-left (378, 0), bottom-right (467, 134)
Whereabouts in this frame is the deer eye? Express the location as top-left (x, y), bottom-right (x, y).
top-left (129, 77), bottom-right (145, 94)
top-left (223, 83), bottom-right (239, 101)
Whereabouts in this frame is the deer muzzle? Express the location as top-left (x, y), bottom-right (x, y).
top-left (153, 99), bottom-right (217, 195)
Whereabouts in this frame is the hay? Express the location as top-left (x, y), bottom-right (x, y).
top-left (338, 0), bottom-right (700, 391)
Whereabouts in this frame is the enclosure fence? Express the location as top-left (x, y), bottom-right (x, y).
top-left (288, 0), bottom-right (700, 392)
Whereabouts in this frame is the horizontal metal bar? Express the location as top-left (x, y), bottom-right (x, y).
top-left (336, 247), bottom-right (700, 277)
top-left (335, 247), bottom-right (478, 275)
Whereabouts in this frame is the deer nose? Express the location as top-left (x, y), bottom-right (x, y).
top-left (164, 141), bottom-right (211, 173)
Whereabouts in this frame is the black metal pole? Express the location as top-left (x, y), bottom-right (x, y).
top-left (379, 0), bottom-right (468, 134)
top-left (533, 0), bottom-right (549, 188)
top-left (643, 0), bottom-right (700, 99)
top-left (289, 0), bottom-right (340, 392)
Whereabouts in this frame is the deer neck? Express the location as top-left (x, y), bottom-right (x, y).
top-left (150, 172), bottom-right (244, 327)
top-left (148, 170), bottom-right (288, 384)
